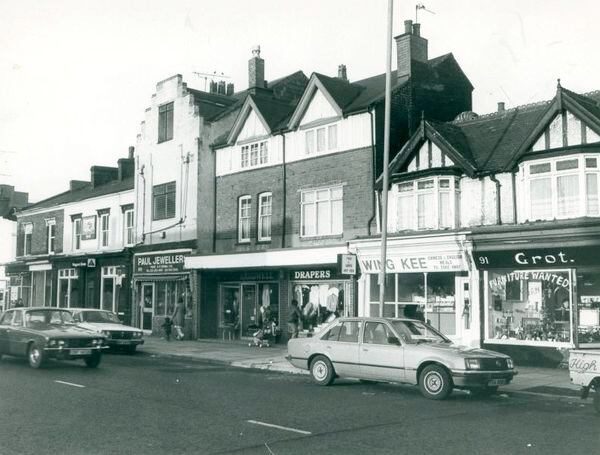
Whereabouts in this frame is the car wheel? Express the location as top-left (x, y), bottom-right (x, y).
top-left (28, 343), bottom-right (46, 369)
top-left (594, 391), bottom-right (600, 415)
top-left (419, 364), bottom-right (452, 400)
top-left (470, 386), bottom-right (499, 398)
top-left (310, 355), bottom-right (335, 386)
top-left (84, 352), bottom-right (102, 368)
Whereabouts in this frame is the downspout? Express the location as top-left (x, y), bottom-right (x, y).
top-left (281, 133), bottom-right (287, 248)
top-left (489, 174), bottom-right (502, 225)
top-left (367, 107), bottom-right (376, 235)
top-left (212, 147), bottom-right (217, 253)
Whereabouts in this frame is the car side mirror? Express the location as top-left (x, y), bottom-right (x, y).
top-left (387, 336), bottom-right (401, 346)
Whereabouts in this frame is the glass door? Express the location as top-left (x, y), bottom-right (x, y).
top-left (141, 283), bottom-right (154, 331)
top-left (240, 284), bottom-right (257, 338)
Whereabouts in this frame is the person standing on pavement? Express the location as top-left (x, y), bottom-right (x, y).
top-left (172, 295), bottom-right (185, 340)
top-left (288, 299), bottom-right (302, 339)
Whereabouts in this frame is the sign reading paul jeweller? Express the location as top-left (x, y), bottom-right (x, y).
top-left (359, 253), bottom-right (466, 273)
top-left (134, 252), bottom-right (190, 274)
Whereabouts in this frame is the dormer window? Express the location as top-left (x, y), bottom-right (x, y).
top-left (241, 141), bottom-right (268, 169)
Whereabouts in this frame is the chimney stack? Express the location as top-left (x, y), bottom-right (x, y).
top-left (497, 102), bottom-right (506, 112)
top-left (217, 80), bottom-right (226, 95)
top-left (128, 146), bottom-right (135, 159)
top-left (209, 80), bottom-right (218, 94)
top-left (337, 64), bottom-right (348, 82)
top-left (248, 45), bottom-right (265, 91)
top-left (395, 20), bottom-right (428, 80)
top-left (90, 166), bottom-right (118, 188)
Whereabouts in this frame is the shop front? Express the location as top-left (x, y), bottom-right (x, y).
top-left (352, 234), bottom-right (477, 346)
top-left (186, 246), bottom-right (355, 342)
top-left (4, 261), bottom-right (31, 308)
top-left (132, 249), bottom-right (192, 336)
top-left (473, 226), bottom-right (600, 366)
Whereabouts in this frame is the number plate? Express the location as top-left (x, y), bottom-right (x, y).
top-left (70, 349), bottom-right (92, 355)
top-left (115, 340), bottom-right (130, 345)
top-left (488, 379), bottom-right (507, 386)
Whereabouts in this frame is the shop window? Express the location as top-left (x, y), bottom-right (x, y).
top-left (395, 177), bottom-right (458, 231)
top-left (525, 154), bottom-right (600, 221)
top-left (46, 220), bottom-right (56, 254)
top-left (300, 186), bottom-right (343, 237)
top-left (238, 196), bottom-right (251, 242)
top-left (258, 193), bottom-right (272, 241)
top-left (44, 270), bottom-right (53, 307)
top-left (154, 281), bottom-right (183, 317)
top-left (23, 223), bottom-right (33, 256)
top-left (292, 282), bottom-right (345, 328)
top-left (124, 209), bottom-right (135, 246)
top-left (576, 271), bottom-right (600, 346)
top-left (158, 101), bottom-right (174, 143)
top-left (57, 268), bottom-right (80, 308)
top-left (153, 182), bottom-right (176, 220)
top-left (486, 270), bottom-right (572, 344)
top-left (101, 267), bottom-right (118, 312)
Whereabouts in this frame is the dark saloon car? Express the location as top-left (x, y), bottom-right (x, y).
top-left (0, 307), bottom-right (107, 368)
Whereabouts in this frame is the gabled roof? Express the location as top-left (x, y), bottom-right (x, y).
top-left (387, 84), bottom-right (600, 178)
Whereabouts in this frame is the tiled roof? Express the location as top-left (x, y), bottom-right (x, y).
top-left (18, 177), bottom-right (134, 213)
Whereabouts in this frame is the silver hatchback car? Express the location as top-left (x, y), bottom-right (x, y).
top-left (286, 317), bottom-right (517, 400)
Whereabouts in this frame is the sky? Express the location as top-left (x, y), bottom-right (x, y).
top-left (1, 0), bottom-right (599, 202)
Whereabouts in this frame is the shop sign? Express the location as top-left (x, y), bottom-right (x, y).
top-left (72, 261), bottom-right (87, 268)
top-left (488, 271), bottom-right (571, 292)
top-left (81, 215), bottom-right (97, 240)
top-left (290, 268), bottom-right (341, 281)
top-left (474, 245), bottom-right (600, 269)
top-left (87, 258), bottom-right (96, 268)
top-left (134, 252), bottom-right (189, 274)
top-left (358, 253), bottom-right (466, 274)
top-left (339, 254), bottom-right (357, 275)
top-left (239, 271), bottom-right (276, 281)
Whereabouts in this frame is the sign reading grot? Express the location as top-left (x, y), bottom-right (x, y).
top-left (134, 252), bottom-right (190, 274)
top-left (474, 245), bottom-right (600, 269)
top-left (359, 253), bottom-right (466, 273)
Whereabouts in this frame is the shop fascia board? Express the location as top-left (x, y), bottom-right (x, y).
top-left (349, 232), bottom-right (471, 258)
top-left (184, 246), bottom-right (347, 270)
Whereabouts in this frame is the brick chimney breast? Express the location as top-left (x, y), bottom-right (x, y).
top-left (395, 21), bottom-right (428, 80)
top-left (338, 64), bottom-right (348, 82)
top-left (248, 45), bottom-right (265, 89)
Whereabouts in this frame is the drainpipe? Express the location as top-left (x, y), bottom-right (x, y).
top-left (281, 133), bottom-right (287, 248)
top-left (212, 148), bottom-right (217, 253)
top-left (489, 174), bottom-right (502, 225)
top-left (367, 107), bottom-right (376, 235)
top-left (511, 171), bottom-right (518, 224)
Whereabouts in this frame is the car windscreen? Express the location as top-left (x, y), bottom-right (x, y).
top-left (25, 310), bottom-right (74, 327)
top-left (390, 320), bottom-right (450, 344)
top-left (81, 311), bottom-right (120, 323)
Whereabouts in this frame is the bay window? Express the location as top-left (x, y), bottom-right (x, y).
top-left (301, 185), bottom-right (343, 237)
top-left (526, 154), bottom-right (600, 220)
top-left (396, 177), bottom-right (458, 231)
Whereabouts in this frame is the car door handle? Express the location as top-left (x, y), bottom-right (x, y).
top-left (325, 345), bottom-right (332, 349)
top-left (362, 348), bottom-right (369, 352)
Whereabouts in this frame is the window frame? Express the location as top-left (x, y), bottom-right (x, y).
top-left (258, 192), bottom-right (272, 242)
top-left (304, 123), bottom-right (339, 156)
top-left (100, 213), bottom-right (110, 248)
top-left (300, 185), bottom-right (343, 238)
top-left (238, 195), bottom-right (252, 243)
top-left (23, 223), bottom-right (33, 256)
top-left (46, 220), bottom-right (56, 254)
top-left (152, 181), bottom-right (177, 221)
top-left (158, 101), bottom-right (174, 143)
top-left (73, 218), bottom-right (82, 250)
top-left (57, 268), bottom-right (79, 308)
top-left (124, 209), bottom-right (135, 246)
top-left (240, 140), bottom-right (269, 169)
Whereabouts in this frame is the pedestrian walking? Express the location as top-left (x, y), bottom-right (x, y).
top-left (162, 317), bottom-right (173, 341)
top-left (288, 299), bottom-right (302, 339)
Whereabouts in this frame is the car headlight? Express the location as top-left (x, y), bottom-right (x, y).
top-left (507, 358), bottom-right (514, 369)
top-left (134, 331), bottom-right (143, 338)
top-left (48, 339), bottom-right (57, 347)
top-left (57, 340), bottom-right (65, 347)
top-left (465, 358), bottom-right (482, 370)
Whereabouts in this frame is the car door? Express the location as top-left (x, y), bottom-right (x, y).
top-left (8, 310), bottom-right (26, 356)
top-left (359, 321), bottom-right (405, 382)
top-left (0, 310), bottom-right (14, 354)
top-left (321, 320), bottom-right (362, 377)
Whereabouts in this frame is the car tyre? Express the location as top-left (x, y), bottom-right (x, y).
top-left (419, 364), bottom-right (452, 400)
top-left (126, 345), bottom-right (137, 355)
top-left (310, 355), bottom-right (335, 386)
top-left (28, 343), bottom-right (46, 369)
top-left (84, 352), bottom-right (102, 368)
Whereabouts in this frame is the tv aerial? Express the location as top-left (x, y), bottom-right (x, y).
top-left (192, 71), bottom-right (230, 91)
top-left (415, 3), bottom-right (436, 23)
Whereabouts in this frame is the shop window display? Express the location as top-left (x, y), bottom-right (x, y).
top-left (577, 271), bottom-right (600, 345)
top-left (487, 270), bottom-right (572, 344)
top-left (292, 282), bottom-right (345, 330)
top-left (220, 283), bottom-right (279, 339)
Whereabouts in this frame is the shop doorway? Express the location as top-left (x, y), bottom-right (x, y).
top-left (241, 284), bottom-right (257, 338)
top-left (141, 283), bottom-right (154, 331)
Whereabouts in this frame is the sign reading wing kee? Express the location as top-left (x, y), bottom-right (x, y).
top-left (358, 253), bottom-right (466, 273)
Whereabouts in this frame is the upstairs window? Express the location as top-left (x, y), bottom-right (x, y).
top-left (258, 193), bottom-right (272, 241)
top-left (305, 124), bottom-right (338, 155)
top-left (73, 218), bottom-right (82, 250)
top-left (526, 154), bottom-right (600, 221)
top-left (46, 219), bottom-right (56, 254)
top-left (238, 196), bottom-right (251, 243)
top-left (23, 223), bottom-right (33, 255)
top-left (395, 177), bottom-right (459, 231)
top-left (301, 186), bottom-right (343, 237)
top-left (100, 213), bottom-right (110, 247)
top-left (124, 209), bottom-right (135, 246)
top-left (153, 182), bottom-right (176, 221)
top-left (158, 102), bottom-right (174, 143)
top-left (241, 141), bottom-right (268, 169)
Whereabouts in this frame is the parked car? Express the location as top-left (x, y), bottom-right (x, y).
top-left (0, 307), bottom-right (107, 368)
top-left (286, 317), bottom-right (517, 400)
top-left (69, 308), bottom-right (144, 354)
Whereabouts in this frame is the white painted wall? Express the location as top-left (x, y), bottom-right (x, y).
top-left (135, 75), bottom-right (201, 245)
top-left (299, 88), bottom-right (339, 125)
top-left (237, 110), bottom-right (268, 142)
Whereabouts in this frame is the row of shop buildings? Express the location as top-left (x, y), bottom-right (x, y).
top-left (4, 20), bottom-right (600, 365)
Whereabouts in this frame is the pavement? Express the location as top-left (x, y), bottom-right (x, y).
top-left (137, 336), bottom-right (582, 399)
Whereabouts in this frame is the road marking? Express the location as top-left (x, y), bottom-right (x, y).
top-left (246, 420), bottom-right (312, 435)
top-left (54, 380), bottom-right (85, 388)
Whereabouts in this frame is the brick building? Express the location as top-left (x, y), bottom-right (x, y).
top-left (352, 82), bottom-right (600, 366)
top-left (185, 21), bottom-right (473, 342)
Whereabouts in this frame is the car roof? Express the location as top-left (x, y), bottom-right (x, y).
top-left (68, 308), bottom-right (111, 312)
top-left (20, 307), bottom-right (71, 311)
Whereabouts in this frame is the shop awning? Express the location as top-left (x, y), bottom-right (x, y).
top-left (3, 261), bottom-right (29, 275)
top-left (184, 246), bottom-right (347, 270)
top-left (132, 273), bottom-right (189, 283)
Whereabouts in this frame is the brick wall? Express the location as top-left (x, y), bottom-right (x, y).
top-left (16, 209), bottom-right (64, 257)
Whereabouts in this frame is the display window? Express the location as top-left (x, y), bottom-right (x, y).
top-left (576, 269), bottom-right (600, 346)
top-left (292, 281), bottom-right (346, 331)
top-left (485, 269), bottom-right (573, 345)
top-left (57, 268), bottom-right (80, 308)
top-left (367, 272), bottom-right (457, 336)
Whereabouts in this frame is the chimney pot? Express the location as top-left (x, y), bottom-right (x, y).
top-left (248, 45), bottom-right (265, 90)
top-left (412, 23), bottom-right (421, 36)
top-left (128, 146), bottom-right (134, 159)
top-left (395, 19), bottom-right (428, 80)
top-left (218, 80), bottom-right (226, 95)
top-left (337, 64), bottom-right (348, 82)
top-left (226, 83), bottom-right (234, 96)
top-left (404, 19), bottom-right (413, 34)
top-left (497, 102), bottom-right (506, 112)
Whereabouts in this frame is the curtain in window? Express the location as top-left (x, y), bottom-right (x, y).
top-left (557, 174), bottom-right (579, 217)
top-left (586, 173), bottom-right (599, 215)
top-left (530, 178), bottom-right (552, 220)
top-left (439, 191), bottom-right (452, 228)
top-left (328, 125), bottom-right (337, 149)
top-left (305, 130), bottom-right (315, 154)
top-left (397, 194), bottom-right (414, 230)
top-left (417, 193), bottom-right (435, 229)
